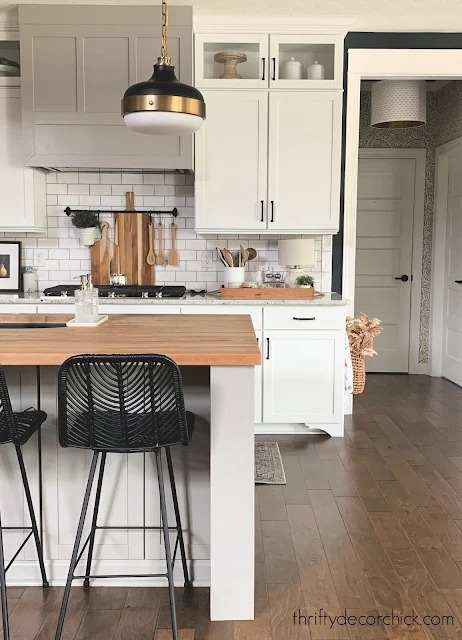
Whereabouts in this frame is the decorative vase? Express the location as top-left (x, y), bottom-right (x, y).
top-left (214, 51), bottom-right (247, 79)
top-left (80, 227), bottom-right (97, 246)
top-left (282, 57), bottom-right (302, 80)
top-left (307, 61), bottom-right (325, 80)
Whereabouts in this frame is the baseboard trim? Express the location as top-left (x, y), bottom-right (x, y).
top-left (4, 559), bottom-right (211, 587)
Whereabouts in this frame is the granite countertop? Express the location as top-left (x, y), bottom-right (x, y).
top-left (0, 291), bottom-right (349, 306)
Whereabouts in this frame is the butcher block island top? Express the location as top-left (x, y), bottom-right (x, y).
top-left (0, 314), bottom-right (261, 366)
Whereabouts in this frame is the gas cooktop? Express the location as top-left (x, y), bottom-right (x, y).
top-left (43, 285), bottom-right (187, 299)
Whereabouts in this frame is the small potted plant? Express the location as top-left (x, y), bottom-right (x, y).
top-left (295, 274), bottom-right (314, 289)
top-left (70, 211), bottom-right (99, 246)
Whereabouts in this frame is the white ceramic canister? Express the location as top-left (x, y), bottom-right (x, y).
top-left (282, 57), bottom-right (302, 80)
top-left (307, 60), bottom-right (325, 80)
top-left (223, 266), bottom-right (245, 287)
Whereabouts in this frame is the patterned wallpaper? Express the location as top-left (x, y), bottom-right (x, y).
top-left (359, 83), bottom-right (462, 365)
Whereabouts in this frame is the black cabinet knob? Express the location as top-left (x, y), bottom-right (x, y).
top-left (395, 275), bottom-right (409, 282)
top-left (455, 280), bottom-right (462, 284)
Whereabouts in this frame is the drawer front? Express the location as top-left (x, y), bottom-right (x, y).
top-left (264, 306), bottom-right (345, 331)
top-left (102, 305), bottom-right (181, 315)
top-left (181, 305), bottom-right (263, 330)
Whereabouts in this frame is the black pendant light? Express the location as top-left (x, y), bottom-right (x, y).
top-left (122, 0), bottom-right (206, 136)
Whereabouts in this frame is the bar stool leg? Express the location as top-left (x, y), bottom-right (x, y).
top-left (165, 447), bottom-right (192, 588)
top-left (55, 452), bottom-right (99, 640)
top-left (83, 452), bottom-right (106, 589)
top-left (156, 449), bottom-right (178, 640)
top-left (0, 509), bottom-right (10, 640)
top-left (15, 446), bottom-right (49, 589)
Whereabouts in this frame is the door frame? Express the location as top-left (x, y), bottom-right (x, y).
top-left (357, 148), bottom-right (425, 375)
top-left (429, 135), bottom-right (462, 377)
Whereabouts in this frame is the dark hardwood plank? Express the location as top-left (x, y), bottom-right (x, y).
top-left (35, 588), bottom-right (89, 640)
top-left (156, 630), bottom-right (195, 640)
top-left (156, 587), bottom-right (203, 630)
top-left (357, 448), bottom-right (396, 482)
top-left (297, 447), bottom-right (331, 491)
top-left (234, 614), bottom-right (273, 640)
top-left (75, 610), bottom-right (122, 640)
top-left (114, 588), bottom-right (161, 640)
top-left (309, 490), bottom-right (375, 609)
top-left (418, 446), bottom-right (462, 481)
top-left (87, 587), bottom-right (129, 610)
top-left (321, 459), bottom-right (358, 497)
top-left (419, 507), bottom-right (462, 562)
top-left (267, 584), bottom-right (311, 639)
top-left (282, 455), bottom-right (312, 505)
top-left (412, 466), bottom-right (462, 520)
top-left (258, 485), bottom-right (288, 521)
top-left (262, 520), bottom-right (300, 584)
top-left (255, 562), bottom-right (269, 615)
top-left (313, 437), bottom-right (340, 460)
top-left (256, 503), bottom-right (265, 564)
top-left (341, 459), bottom-right (389, 512)
top-left (368, 512), bottom-right (412, 550)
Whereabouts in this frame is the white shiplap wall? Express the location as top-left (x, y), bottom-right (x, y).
top-left (0, 171), bottom-right (333, 292)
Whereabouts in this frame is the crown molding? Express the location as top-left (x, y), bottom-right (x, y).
top-left (194, 14), bottom-right (353, 35)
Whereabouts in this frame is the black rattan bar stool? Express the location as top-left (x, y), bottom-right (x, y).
top-left (55, 354), bottom-right (195, 640)
top-left (0, 366), bottom-right (49, 640)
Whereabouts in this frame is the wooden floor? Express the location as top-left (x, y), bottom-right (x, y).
top-left (3, 374), bottom-right (462, 639)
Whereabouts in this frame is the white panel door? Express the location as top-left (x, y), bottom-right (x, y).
top-left (355, 157), bottom-right (416, 372)
top-left (262, 330), bottom-right (343, 424)
top-left (195, 91), bottom-right (268, 232)
top-left (442, 153), bottom-right (462, 386)
top-left (267, 91), bottom-right (341, 232)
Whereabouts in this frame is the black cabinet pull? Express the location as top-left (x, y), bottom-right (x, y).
top-left (261, 58), bottom-right (266, 81)
top-left (395, 275), bottom-right (409, 282)
top-left (293, 317), bottom-right (316, 321)
top-left (270, 201), bottom-right (274, 223)
top-left (260, 200), bottom-right (264, 222)
top-left (266, 337), bottom-right (270, 359)
top-left (272, 57), bottom-right (276, 81)
top-left (456, 280), bottom-right (462, 284)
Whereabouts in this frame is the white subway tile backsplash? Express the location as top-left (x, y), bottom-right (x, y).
top-left (6, 169), bottom-right (332, 291)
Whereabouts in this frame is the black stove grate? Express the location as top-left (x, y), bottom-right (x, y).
top-left (43, 285), bottom-right (187, 299)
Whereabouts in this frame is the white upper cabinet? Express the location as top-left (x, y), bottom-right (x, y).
top-left (267, 91), bottom-right (342, 233)
top-left (269, 34), bottom-right (343, 89)
top-left (0, 83), bottom-right (46, 232)
top-left (195, 34), bottom-right (268, 89)
top-left (195, 91), bottom-right (268, 232)
top-left (19, 6), bottom-right (194, 169)
top-left (195, 32), bottom-right (343, 90)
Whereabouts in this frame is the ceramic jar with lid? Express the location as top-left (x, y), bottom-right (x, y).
top-left (307, 60), bottom-right (325, 80)
top-left (282, 56), bottom-right (302, 80)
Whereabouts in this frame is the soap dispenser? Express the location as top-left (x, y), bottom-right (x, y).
top-left (75, 274), bottom-right (99, 322)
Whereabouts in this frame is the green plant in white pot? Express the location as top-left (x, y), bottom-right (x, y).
top-left (295, 274), bottom-right (314, 289)
top-left (71, 211), bottom-right (99, 246)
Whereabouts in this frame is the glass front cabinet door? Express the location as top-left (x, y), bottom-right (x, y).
top-left (195, 34), bottom-right (268, 89)
top-left (269, 34), bottom-right (343, 89)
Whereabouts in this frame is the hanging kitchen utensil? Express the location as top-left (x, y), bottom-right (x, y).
top-left (169, 222), bottom-right (179, 266)
top-left (240, 245), bottom-right (247, 266)
top-left (156, 220), bottom-right (166, 265)
top-left (247, 248), bottom-right (257, 261)
top-left (146, 218), bottom-right (156, 266)
top-left (90, 221), bottom-right (119, 285)
top-left (216, 248), bottom-right (228, 266)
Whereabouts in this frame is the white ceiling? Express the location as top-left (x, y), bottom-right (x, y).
top-left (2, 0), bottom-right (462, 31)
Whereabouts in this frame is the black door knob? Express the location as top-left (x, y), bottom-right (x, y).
top-left (395, 275), bottom-right (409, 282)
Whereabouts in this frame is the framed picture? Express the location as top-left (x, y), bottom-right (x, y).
top-left (0, 241), bottom-right (21, 293)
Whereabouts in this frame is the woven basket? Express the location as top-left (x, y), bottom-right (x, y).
top-left (351, 352), bottom-right (366, 395)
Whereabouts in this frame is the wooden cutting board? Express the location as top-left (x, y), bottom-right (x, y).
top-left (90, 221), bottom-right (119, 285)
top-left (116, 192), bottom-right (155, 286)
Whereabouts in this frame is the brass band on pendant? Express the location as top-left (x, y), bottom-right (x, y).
top-left (122, 94), bottom-right (205, 118)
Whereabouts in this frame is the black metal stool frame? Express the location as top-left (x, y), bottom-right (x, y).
top-left (0, 366), bottom-right (49, 640)
top-left (55, 355), bottom-right (195, 640)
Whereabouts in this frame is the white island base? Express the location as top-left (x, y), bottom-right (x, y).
top-left (0, 364), bottom-right (255, 622)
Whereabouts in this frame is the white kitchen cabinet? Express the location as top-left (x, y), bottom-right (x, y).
top-left (195, 33), bottom-right (268, 89)
top-left (195, 90), bottom-right (342, 234)
top-left (0, 83), bottom-right (46, 233)
top-left (269, 34), bottom-right (343, 89)
top-left (195, 91), bottom-right (268, 233)
top-left (267, 91), bottom-right (342, 233)
top-left (262, 330), bottom-right (344, 428)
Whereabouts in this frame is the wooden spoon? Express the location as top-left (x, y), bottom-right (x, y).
top-left (247, 248), bottom-right (257, 261)
top-left (169, 222), bottom-right (179, 266)
top-left (222, 248), bottom-right (234, 267)
top-left (146, 220), bottom-right (155, 266)
top-left (156, 221), bottom-right (165, 265)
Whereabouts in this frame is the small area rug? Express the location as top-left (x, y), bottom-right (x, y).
top-left (255, 442), bottom-right (286, 484)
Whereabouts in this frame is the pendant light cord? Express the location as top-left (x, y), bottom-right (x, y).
top-left (159, 0), bottom-right (171, 64)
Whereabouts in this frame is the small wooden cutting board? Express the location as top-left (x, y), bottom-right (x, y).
top-left (90, 221), bottom-right (119, 285)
